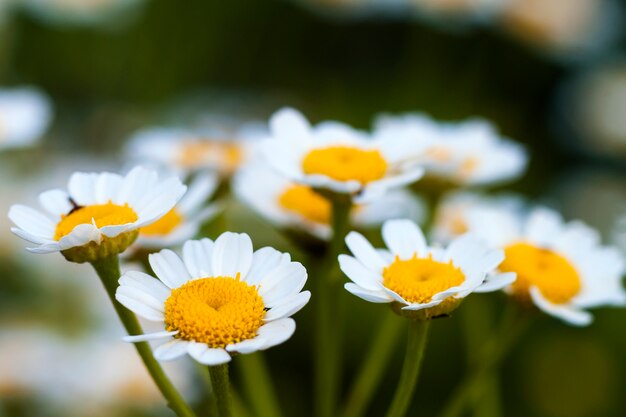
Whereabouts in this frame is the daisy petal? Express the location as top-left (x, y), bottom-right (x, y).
top-left (345, 231), bottom-right (387, 273)
top-left (382, 219), bottom-right (427, 259)
top-left (211, 232), bottom-right (254, 279)
top-left (257, 318), bottom-right (296, 350)
top-left (264, 291), bottom-right (311, 321)
top-left (344, 283), bottom-right (391, 303)
top-left (338, 254), bottom-right (383, 291)
top-left (38, 189), bottom-right (71, 218)
top-left (182, 239), bottom-right (214, 279)
top-left (225, 337), bottom-right (267, 354)
top-left (115, 294), bottom-right (164, 321)
top-left (154, 339), bottom-right (191, 361)
top-left (246, 247), bottom-right (290, 286)
top-left (474, 272), bottom-right (516, 293)
top-left (530, 286), bottom-right (592, 327)
top-left (119, 270), bottom-right (171, 302)
top-left (187, 343), bottom-right (231, 365)
top-left (149, 250), bottom-right (191, 289)
top-left (123, 331), bottom-right (178, 343)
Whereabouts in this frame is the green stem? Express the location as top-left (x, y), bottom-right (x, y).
top-left (385, 320), bottom-right (431, 417)
top-left (237, 353), bottom-right (283, 417)
top-left (315, 194), bottom-right (352, 417)
top-left (209, 364), bottom-right (232, 417)
top-left (91, 255), bottom-right (196, 417)
top-left (438, 306), bottom-right (529, 417)
top-left (341, 311), bottom-right (404, 417)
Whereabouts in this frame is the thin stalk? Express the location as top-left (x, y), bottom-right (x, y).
top-left (91, 255), bottom-right (196, 417)
top-left (341, 311), bottom-right (404, 417)
top-left (315, 194), bottom-right (352, 417)
top-left (209, 363), bottom-right (232, 417)
top-left (438, 306), bottom-right (529, 417)
top-left (385, 320), bottom-right (431, 417)
top-left (237, 353), bottom-right (283, 417)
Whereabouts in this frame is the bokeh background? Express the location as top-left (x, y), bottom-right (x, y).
top-left (1, 0), bottom-right (625, 416)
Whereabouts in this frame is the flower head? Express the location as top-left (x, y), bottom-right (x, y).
top-left (233, 163), bottom-right (425, 240)
top-left (374, 113), bottom-right (527, 186)
top-left (260, 108), bottom-right (424, 203)
top-left (0, 87), bottom-right (52, 151)
top-left (116, 233), bottom-right (310, 365)
top-left (133, 173), bottom-right (220, 250)
top-left (467, 206), bottom-right (626, 326)
top-left (8, 166), bottom-right (186, 262)
top-left (340, 219), bottom-right (513, 320)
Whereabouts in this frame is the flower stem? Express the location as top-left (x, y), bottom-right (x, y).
top-left (209, 363), bottom-right (232, 417)
top-left (341, 311), bottom-right (404, 417)
top-left (384, 320), bottom-right (431, 417)
top-left (237, 353), bottom-right (283, 417)
top-left (438, 305), bottom-right (529, 417)
top-left (90, 255), bottom-right (196, 417)
top-left (315, 193), bottom-right (352, 417)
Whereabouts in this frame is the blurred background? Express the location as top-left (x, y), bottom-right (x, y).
top-left (0, 0), bottom-right (625, 416)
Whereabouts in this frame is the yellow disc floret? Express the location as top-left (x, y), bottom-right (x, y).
top-left (164, 276), bottom-right (265, 348)
top-left (278, 185), bottom-right (331, 224)
top-left (178, 139), bottom-right (242, 172)
top-left (141, 208), bottom-right (183, 236)
top-left (501, 242), bottom-right (581, 304)
top-left (54, 203), bottom-right (138, 241)
top-left (383, 254), bottom-right (465, 304)
top-left (302, 146), bottom-right (387, 184)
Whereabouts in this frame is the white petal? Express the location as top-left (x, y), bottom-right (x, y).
top-left (225, 337), bottom-right (267, 354)
top-left (382, 219), bottom-right (427, 259)
top-left (211, 232), bottom-right (254, 279)
top-left (8, 204), bottom-right (56, 238)
top-left (38, 189), bottom-right (71, 218)
top-left (245, 247), bottom-right (291, 286)
top-left (257, 318), bottom-right (296, 350)
top-left (530, 287), bottom-right (592, 327)
top-left (474, 272), bottom-right (516, 293)
top-left (68, 172), bottom-right (99, 205)
top-left (258, 262), bottom-right (307, 307)
top-left (269, 107), bottom-right (311, 141)
top-left (187, 343), bottom-right (231, 365)
top-left (57, 223), bottom-right (102, 250)
top-left (114, 166), bottom-right (159, 206)
top-left (182, 239), bottom-right (214, 278)
top-left (338, 255), bottom-right (383, 291)
top-left (401, 299), bottom-right (443, 311)
top-left (119, 270), bottom-right (171, 302)
top-left (115, 294), bottom-right (165, 321)
top-left (154, 339), bottom-right (191, 361)
top-left (123, 331), bottom-right (178, 343)
top-left (116, 285), bottom-right (165, 313)
top-left (149, 249), bottom-right (191, 289)
top-left (178, 173), bottom-right (218, 214)
top-left (11, 227), bottom-right (54, 245)
top-left (356, 168), bottom-right (424, 204)
top-left (344, 283), bottom-right (392, 303)
top-left (264, 291), bottom-right (311, 321)
top-left (345, 231), bottom-right (387, 273)
top-left (95, 172), bottom-right (124, 204)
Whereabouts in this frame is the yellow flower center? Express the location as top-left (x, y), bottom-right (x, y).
top-left (164, 276), bottom-right (265, 348)
top-left (54, 202), bottom-right (138, 241)
top-left (458, 157), bottom-right (479, 178)
top-left (177, 139), bottom-right (242, 172)
top-left (302, 146), bottom-right (387, 184)
top-left (501, 242), bottom-right (581, 304)
top-left (383, 255), bottom-right (465, 304)
top-left (278, 185), bottom-right (331, 224)
top-left (425, 146), bottom-right (453, 162)
top-left (140, 209), bottom-right (183, 236)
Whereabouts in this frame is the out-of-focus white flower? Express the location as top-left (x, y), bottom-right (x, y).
top-left (132, 173), bottom-right (220, 250)
top-left (0, 87), bottom-right (52, 151)
top-left (468, 205), bottom-right (626, 326)
top-left (19, 0), bottom-right (147, 27)
top-left (498, 0), bottom-right (620, 57)
top-left (9, 166), bottom-right (186, 262)
top-left (431, 191), bottom-right (524, 245)
top-left (260, 107), bottom-right (424, 203)
top-left (339, 218), bottom-right (513, 319)
top-left (233, 163), bottom-right (425, 240)
top-left (116, 233), bottom-right (310, 365)
top-left (126, 125), bottom-right (261, 177)
top-left (374, 113), bottom-right (527, 186)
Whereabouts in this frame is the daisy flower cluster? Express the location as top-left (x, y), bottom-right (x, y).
top-left (6, 104), bottom-right (625, 417)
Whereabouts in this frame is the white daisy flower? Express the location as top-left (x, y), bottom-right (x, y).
top-left (126, 125), bottom-right (259, 177)
top-left (339, 219), bottom-right (514, 320)
top-left (234, 163), bottom-right (425, 240)
top-left (8, 166), bottom-right (187, 262)
top-left (133, 173), bottom-right (220, 250)
top-left (0, 87), bottom-right (52, 151)
top-left (431, 191), bottom-right (524, 245)
top-left (374, 113), bottom-right (527, 186)
top-left (115, 233), bottom-right (310, 365)
top-left (260, 108), bottom-right (425, 203)
top-left (468, 206), bottom-right (626, 326)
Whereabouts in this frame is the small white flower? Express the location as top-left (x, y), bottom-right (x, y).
top-left (374, 113), bottom-right (527, 186)
top-left (466, 205), bottom-right (626, 326)
top-left (126, 125), bottom-right (260, 177)
top-left (339, 219), bottom-right (513, 319)
top-left (8, 166), bottom-right (186, 261)
top-left (260, 108), bottom-right (425, 203)
top-left (233, 163), bottom-right (425, 240)
top-left (133, 173), bottom-right (220, 250)
top-left (116, 233), bottom-right (310, 365)
top-left (0, 87), bottom-right (52, 151)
